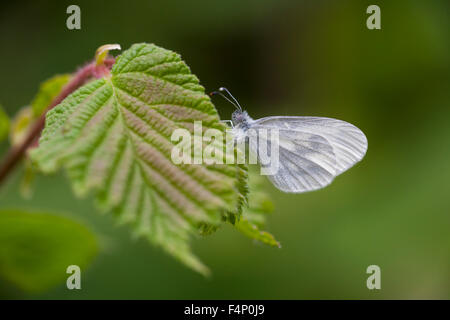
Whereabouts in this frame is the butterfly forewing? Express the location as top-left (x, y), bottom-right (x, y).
top-left (246, 126), bottom-right (337, 193)
top-left (253, 116), bottom-right (368, 175)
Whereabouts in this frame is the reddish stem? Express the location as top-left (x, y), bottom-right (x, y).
top-left (0, 58), bottom-right (115, 186)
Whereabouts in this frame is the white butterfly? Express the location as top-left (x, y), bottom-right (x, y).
top-left (212, 87), bottom-right (368, 193)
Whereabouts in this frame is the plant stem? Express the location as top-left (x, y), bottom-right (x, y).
top-left (0, 58), bottom-right (115, 187)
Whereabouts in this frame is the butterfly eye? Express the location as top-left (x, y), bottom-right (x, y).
top-left (231, 110), bottom-right (242, 123)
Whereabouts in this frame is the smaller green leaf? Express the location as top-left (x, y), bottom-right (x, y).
top-left (0, 209), bottom-right (98, 292)
top-left (31, 74), bottom-right (71, 117)
top-left (19, 160), bottom-right (36, 199)
top-left (9, 106), bottom-right (33, 146)
top-left (7, 75), bottom-right (71, 146)
top-left (95, 44), bottom-right (121, 65)
top-left (235, 168), bottom-right (280, 247)
top-left (0, 104), bottom-right (9, 143)
top-left (234, 218), bottom-right (281, 248)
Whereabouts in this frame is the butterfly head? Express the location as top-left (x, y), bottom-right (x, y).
top-left (231, 110), bottom-right (251, 128)
top-left (210, 87), bottom-right (253, 129)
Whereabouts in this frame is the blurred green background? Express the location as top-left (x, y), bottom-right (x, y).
top-left (0, 0), bottom-right (449, 299)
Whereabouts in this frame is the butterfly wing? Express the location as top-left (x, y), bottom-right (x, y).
top-left (244, 126), bottom-right (337, 193)
top-left (253, 116), bottom-right (368, 175)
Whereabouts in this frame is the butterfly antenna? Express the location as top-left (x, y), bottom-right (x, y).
top-left (219, 87), bottom-right (242, 111)
top-left (210, 89), bottom-right (242, 111)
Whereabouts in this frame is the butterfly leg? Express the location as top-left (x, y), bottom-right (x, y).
top-left (220, 120), bottom-right (234, 128)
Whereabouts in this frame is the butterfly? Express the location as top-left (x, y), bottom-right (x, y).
top-left (211, 87), bottom-right (368, 193)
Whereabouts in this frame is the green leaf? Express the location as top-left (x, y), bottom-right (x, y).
top-left (19, 160), bottom-right (36, 199)
top-left (0, 209), bottom-right (97, 292)
top-left (235, 168), bottom-right (280, 248)
top-left (31, 43), bottom-right (247, 275)
top-left (7, 75), bottom-right (70, 146)
top-left (9, 106), bottom-right (33, 146)
top-left (0, 104), bottom-right (9, 143)
top-left (234, 219), bottom-right (280, 248)
top-left (31, 74), bottom-right (71, 117)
